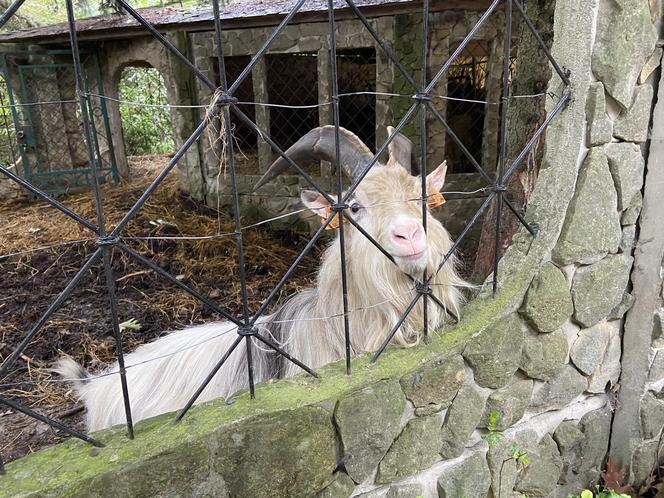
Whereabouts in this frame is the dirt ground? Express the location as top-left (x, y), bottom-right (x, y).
top-left (0, 155), bottom-right (322, 464)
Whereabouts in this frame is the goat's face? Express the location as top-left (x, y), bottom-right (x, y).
top-left (300, 161), bottom-right (448, 276)
top-left (255, 125), bottom-right (451, 277)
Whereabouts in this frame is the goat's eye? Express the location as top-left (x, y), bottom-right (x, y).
top-left (350, 202), bottom-right (362, 214)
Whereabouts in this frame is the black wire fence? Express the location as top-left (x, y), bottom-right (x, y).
top-left (0, 0), bottom-right (570, 473)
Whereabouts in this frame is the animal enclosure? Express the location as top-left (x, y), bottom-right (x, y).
top-left (5, 0), bottom-right (662, 496)
top-left (0, 0), bottom-right (571, 470)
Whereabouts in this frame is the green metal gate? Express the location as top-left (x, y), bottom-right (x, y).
top-left (0, 49), bottom-right (118, 196)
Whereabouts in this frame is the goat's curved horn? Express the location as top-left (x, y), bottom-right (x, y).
top-left (386, 126), bottom-right (420, 175)
top-left (254, 126), bottom-right (373, 190)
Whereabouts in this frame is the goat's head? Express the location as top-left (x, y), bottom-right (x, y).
top-left (255, 126), bottom-right (452, 277)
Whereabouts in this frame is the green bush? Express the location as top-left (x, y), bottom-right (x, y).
top-left (118, 66), bottom-right (175, 156)
top-left (0, 77), bottom-right (18, 167)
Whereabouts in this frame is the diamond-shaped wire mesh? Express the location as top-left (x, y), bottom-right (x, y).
top-left (0, 0), bottom-right (571, 472)
top-left (337, 48), bottom-right (376, 150)
top-left (266, 52), bottom-right (319, 152)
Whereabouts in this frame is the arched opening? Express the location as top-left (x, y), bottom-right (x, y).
top-left (117, 64), bottom-right (175, 157)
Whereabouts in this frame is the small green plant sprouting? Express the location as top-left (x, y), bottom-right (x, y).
top-left (508, 443), bottom-right (530, 468)
top-left (497, 443), bottom-right (529, 498)
top-left (567, 486), bottom-right (631, 498)
top-left (482, 410), bottom-right (504, 447)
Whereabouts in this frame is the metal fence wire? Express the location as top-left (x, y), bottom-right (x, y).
top-left (0, 0), bottom-right (571, 471)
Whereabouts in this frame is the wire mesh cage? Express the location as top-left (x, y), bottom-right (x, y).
top-left (0, 0), bottom-right (571, 472)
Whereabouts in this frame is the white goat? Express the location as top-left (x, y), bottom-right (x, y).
top-left (56, 126), bottom-right (468, 431)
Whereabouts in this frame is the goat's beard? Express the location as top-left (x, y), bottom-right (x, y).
top-left (393, 249), bottom-right (429, 277)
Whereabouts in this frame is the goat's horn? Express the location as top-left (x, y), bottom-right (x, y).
top-left (386, 126), bottom-right (420, 175)
top-left (254, 126), bottom-right (373, 190)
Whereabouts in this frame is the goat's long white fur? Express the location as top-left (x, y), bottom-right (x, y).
top-left (56, 146), bottom-right (468, 432)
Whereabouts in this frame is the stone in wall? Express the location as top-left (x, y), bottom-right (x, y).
top-left (586, 82), bottom-right (612, 146)
top-left (520, 327), bottom-right (568, 381)
top-left (210, 406), bottom-right (337, 497)
top-left (520, 263), bottom-right (574, 333)
top-left (554, 408), bottom-right (612, 497)
top-left (648, 349), bottom-right (664, 382)
top-left (399, 354), bottom-right (465, 415)
top-left (531, 364), bottom-right (587, 411)
top-left (436, 450), bottom-right (491, 498)
top-left (640, 46), bottom-right (662, 83)
top-left (376, 415), bottom-right (442, 483)
top-left (614, 84), bottom-right (655, 143)
top-left (463, 313), bottom-right (524, 389)
top-left (553, 147), bottom-right (622, 265)
top-left (591, 0), bottom-right (658, 109)
top-left (570, 321), bottom-right (611, 376)
top-left (440, 384), bottom-right (486, 459)
top-left (605, 142), bottom-right (646, 210)
top-left (356, 483), bottom-right (424, 498)
top-left (554, 421), bottom-right (586, 493)
top-left (622, 191), bottom-right (643, 225)
top-left (640, 391), bottom-right (664, 440)
top-left (479, 379), bottom-right (533, 431)
top-left (654, 309), bottom-right (664, 344)
top-left (487, 430), bottom-right (539, 498)
top-left (335, 380), bottom-right (406, 483)
top-left (621, 225), bottom-right (637, 252)
top-left (571, 254), bottom-right (634, 327)
top-left (386, 483), bottom-right (424, 498)
top-left (587, 320), bottom-right (622, 393)
top-left (609, 291), bottom-right (636, 321)
top-left (515, 434), bottom-right (564, 498)
top-left (316, 472), bottom-right (356, 498)
top-left (631, 439), bottom-right (660, 484)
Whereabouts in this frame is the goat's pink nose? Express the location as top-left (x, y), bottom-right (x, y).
top-left (391, 222), bottom-right (426, 254)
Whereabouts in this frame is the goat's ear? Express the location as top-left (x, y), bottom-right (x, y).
top-left (426, 161), bottom-right (448, 193)
top-left (301, 190), bottom-right (331, 219)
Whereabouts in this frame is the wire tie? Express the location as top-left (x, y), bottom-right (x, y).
top-left (238, 326), bottom-right (256, 337)
top-left (330, 203), bottom-right (349, 212)
top-left (415, 282), bottom-right (432, 295)
top-left (216, 92), bottom-right (238, 106)
top-left (96, 236), bottom-right (119, 247)
top-left (412, 93), bottom-right (432, 103)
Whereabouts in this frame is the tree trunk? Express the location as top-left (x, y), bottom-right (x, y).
top-left (472, 0), bottom-right (555, 282)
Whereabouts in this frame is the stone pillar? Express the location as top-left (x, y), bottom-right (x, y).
top-left (481, 35), bottom-right (504, 175)
top-left (100, 57), bottom-right (129, 177)
top-left (167, 32), bottom-right (205, 201)
top-left (610, 59), bottom-right (664, 485)
top-left (317, 47), bottom-right (332, 177)
top-left (426, 15), bottom-right (450, 169)
top-left (374, 16), bottom-right (395, 154)
top-left (252, 57), bottom-right (271, 173)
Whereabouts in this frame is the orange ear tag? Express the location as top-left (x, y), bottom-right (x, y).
top-left (428, 191), bottom-right (446, 209)
top-left (322, 206), bottom-right (348, 230)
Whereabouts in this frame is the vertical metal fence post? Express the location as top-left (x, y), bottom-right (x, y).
top-left (64, 0), bottom-right (134, 438)
top-left (327, 0), bottom-right (353, 375)
top-left (211, 0), bottom-right (256, 397)
top-left (419, 0), bottom-right (430, 338)
top-left (493, 0), bottom-right (513, 296)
